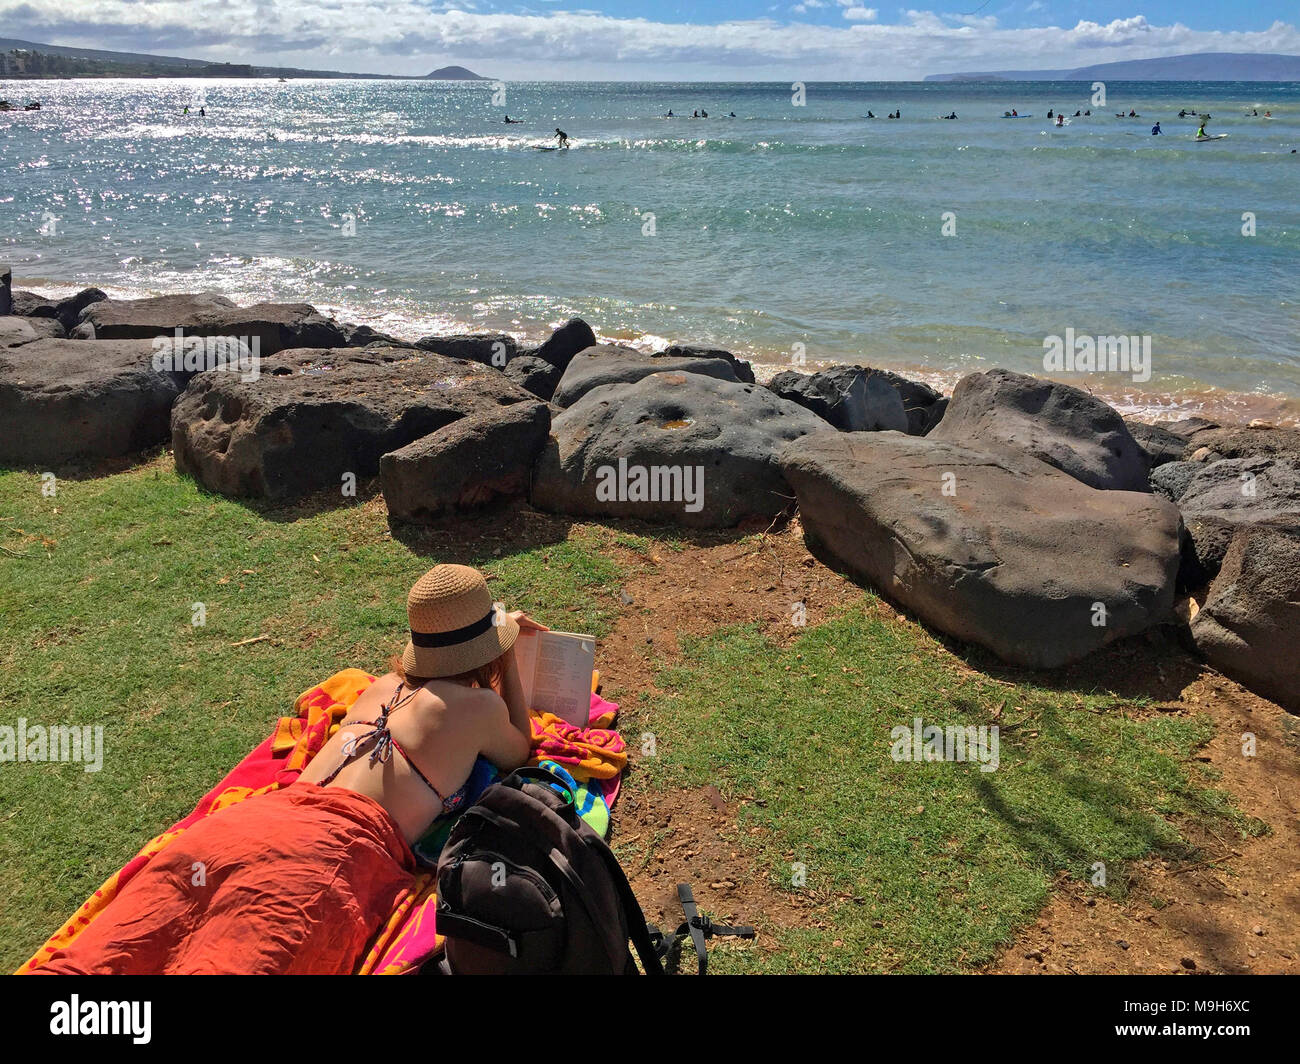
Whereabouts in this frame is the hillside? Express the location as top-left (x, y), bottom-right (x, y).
top-left (0, 37), bottom-right (428, 80)
top-left (926, 51), bottom-right (1300, 82)
top-left (424, 65), bottom-right (490, 80)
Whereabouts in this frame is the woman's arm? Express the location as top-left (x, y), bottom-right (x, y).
top-left (498, 649), bottom-right (532, 743)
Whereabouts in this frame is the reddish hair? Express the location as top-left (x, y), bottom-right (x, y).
top-left (389, 652), bottom-right (506, 694)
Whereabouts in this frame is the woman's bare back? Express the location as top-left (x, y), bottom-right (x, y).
top-left (298, 673), bottom-right (505, 844)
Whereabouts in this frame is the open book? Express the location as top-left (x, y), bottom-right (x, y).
top-left (513, 630), bottom-right (596, 727)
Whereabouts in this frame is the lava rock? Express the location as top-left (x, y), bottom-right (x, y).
top-left (532, 371), bottom-right (828, 528)
top-left (171, 346), bottom-right (536, 502)
top-left (781, 431), bottom-right (1181, 668)
top-left (381, 399), bottom-right (551, 522)
top-left (931, 368), bottom-right (1150, 491)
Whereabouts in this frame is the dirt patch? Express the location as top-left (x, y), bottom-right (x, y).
top-left (593, 515), bottom-right (865, 702)
top-left (614, 783), bottom-right (809, 966)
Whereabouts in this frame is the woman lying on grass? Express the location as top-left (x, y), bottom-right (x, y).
top-left (33, 565), bottom-right (542, 975)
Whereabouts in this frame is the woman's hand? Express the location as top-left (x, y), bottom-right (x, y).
top-left (508, 610), bottom-right (548, 633)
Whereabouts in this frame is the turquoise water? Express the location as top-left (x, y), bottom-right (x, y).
top-left (3, 78), bottom-right (1298, 420)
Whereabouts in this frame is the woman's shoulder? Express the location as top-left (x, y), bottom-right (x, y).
top-left (420, 679), bottom-right (506, 712)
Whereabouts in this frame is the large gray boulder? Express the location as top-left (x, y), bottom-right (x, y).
top-left (1167, 456), bottom-right (1300, 582)
top-left (532, 318), bottom-right (597, 372)
top-left (73, 293), bottom-right (348, 354)
top-left (767, 366), bottom-right (908, 433)
top-left (171, 347), bottom-right (537, 502)
top-left (1182, 425), bottom-right (1300, 464)
top-left (0, 315), bottom-right (65, 347)
top-left (1165, 417), bottom-right (1220, 443)
top-left (781, 431), bottom-right (1181, 668)
top-left (415, 332), bottom-right (520, 367)
top-left (11, 287), bottom-right (107, 332)
top-left (931, 368), bottom-right (1150, 491)
top-left (552, 345), bottom-right (740, 408)
top-left (532, 371), bottom-right (828, 528)
top-left (0, 338), bottom-right (193, 466)
top-left (874, 370), bottom-right (945, 436)
top-left (340, 323), bottom-right (407, 349)
top-left (1150, 460), bottom-right (1201, 503)
top-left (503, 354), bottom-right (563, 401)
top-left (1125, 419), bottom-right (1189, 469)
top-left (1192, 518), bottom-right (1300, 713)
top-left (659, 344), bottom-right (755, 384)
top-left (381, 400), bottom-right (551, 523)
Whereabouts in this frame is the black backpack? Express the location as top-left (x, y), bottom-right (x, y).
top-left (434, 767), bottom-right (753, 974)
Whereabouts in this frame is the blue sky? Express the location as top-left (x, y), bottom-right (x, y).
top-left (1, 2), bottom-right (1297, 79)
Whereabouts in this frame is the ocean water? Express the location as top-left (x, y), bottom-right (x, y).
top-left (2, 78), bottom-right (1298, 422)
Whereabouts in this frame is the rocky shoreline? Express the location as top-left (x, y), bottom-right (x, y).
top-left (2, 278), bottom-right (1296, 714)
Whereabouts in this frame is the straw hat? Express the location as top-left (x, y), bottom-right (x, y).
top-left (400, 565), bottom-right (518, 679)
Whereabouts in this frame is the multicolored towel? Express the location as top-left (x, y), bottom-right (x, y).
top-left (18, 669), bottom-right (623, 976)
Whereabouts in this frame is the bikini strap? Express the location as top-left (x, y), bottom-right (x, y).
top-left (316, 682), bottom-right (417, 786)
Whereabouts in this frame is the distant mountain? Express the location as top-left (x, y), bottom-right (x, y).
top-left (926, 52), bottom-right (1300, 82)
top-left (424, 66), bottom-right (489, 81)
top-left (0, 37), bottom-right (407, 79)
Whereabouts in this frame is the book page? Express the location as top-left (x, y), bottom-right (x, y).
top-left (516, 631), bottom-right (595, 726)
top-left (513, 627), bottom-right (540, 706)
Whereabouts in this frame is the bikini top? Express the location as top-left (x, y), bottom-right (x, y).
top-left (317, 682), bottom-right (469, 814)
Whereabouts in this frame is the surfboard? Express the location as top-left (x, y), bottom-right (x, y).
top-left (1000, 114), bottom-right (1033, 118)
top-left (1193, 134), bottom-right (1229, 141)
top-left (535, 145), bottom-right (569, 151)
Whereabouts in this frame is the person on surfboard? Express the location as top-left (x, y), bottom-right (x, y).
top-left (554, 128), bottom-right (569, 148)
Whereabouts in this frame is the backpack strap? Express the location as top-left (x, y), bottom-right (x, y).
top-left (657, 883), bottom-right (757, 975)
top-left (594, 841), bottom-right (666, 975)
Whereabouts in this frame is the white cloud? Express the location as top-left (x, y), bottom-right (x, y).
top-left (843, 7), bottom-right (878, 21)
top-left (0, 4), bottom-right (1296, 80)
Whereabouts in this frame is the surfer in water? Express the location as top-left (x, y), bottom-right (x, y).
top-left (1196, 119), bottom-right (1210, 139)
top-left (555, 127), bottom-right (570, 148)
top-left (1151, 121), bottom-right (1162, 135)
top-left (504, 115), bottom-right (522, 124)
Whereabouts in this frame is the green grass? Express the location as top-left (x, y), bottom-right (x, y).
top-left (615, 614), bottom-right (1263, 974)
top-left (0, 460), bottom-right (1260, 974)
